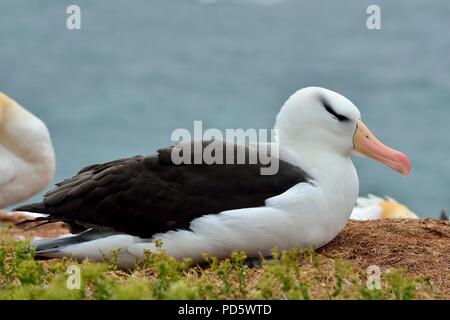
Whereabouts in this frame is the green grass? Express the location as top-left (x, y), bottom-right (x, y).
top-left (0, 230), bottom-right (433, 300)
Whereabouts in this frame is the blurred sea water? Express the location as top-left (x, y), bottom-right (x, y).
top-left (0, 0), bottom-right (449, 217)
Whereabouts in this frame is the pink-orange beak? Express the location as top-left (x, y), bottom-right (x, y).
top-left (354, 120), bottom-right (411, 176)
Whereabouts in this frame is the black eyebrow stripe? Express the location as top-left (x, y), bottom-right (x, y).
top-left (321, 98), bottom-right (350, 122)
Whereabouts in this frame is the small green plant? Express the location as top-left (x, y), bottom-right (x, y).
top-left (384, 269), bottom-right (417, 300)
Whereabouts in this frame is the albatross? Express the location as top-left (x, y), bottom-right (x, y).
top-left (0, 92), bottom-right (55, 209)
top-left (16, 87), bottom-right (410, 268)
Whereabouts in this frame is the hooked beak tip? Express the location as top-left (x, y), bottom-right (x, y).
top-left (395, 152), bottom-right (411, 176)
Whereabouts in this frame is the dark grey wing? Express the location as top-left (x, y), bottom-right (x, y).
top-left (15, 141), bottom-right (310, 238)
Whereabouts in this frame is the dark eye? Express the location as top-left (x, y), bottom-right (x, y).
top-left (321, 99), bottom-right (350, 122)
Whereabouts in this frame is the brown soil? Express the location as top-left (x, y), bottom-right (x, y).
top-left (1, 210), bottom-right (449, 297)
top-left (319, 219), bottom-right (450, 298)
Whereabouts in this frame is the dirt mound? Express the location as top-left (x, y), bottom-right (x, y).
top-left (319, 219), bottom-right (450, 297)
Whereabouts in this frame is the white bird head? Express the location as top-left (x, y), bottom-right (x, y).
top-left (275, 87), bottom-right (410, 176)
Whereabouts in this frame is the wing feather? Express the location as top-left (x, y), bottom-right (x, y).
top-left (16, 141), bottom-right (310, 238)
